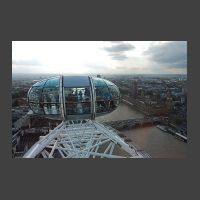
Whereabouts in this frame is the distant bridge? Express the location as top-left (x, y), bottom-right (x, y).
top-left (103, 117), bottom-right (162, 130)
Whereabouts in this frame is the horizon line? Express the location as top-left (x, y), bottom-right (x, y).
top-left (12, 72), bottom-right (187, 75)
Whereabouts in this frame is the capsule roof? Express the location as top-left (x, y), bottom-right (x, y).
top-left (28, 75), bottom-right (120, 120)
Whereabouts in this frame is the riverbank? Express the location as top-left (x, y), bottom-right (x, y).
top-left (121, 126), bottom-right (187, 158)
top-left (97, 102), bottom-right (187, 158)
top-left (103, 118), bottom-right (157, 130)
top-left (96, 102), bottom-right (144, 123)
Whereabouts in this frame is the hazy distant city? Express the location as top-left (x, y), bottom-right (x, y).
top-left (12, 41), bottom-right (187, 158)
top-left (12, 73), bottom-right (187, 158)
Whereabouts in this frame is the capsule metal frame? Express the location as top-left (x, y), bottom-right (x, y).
top-left (27, 75), bottom-right (121, 120)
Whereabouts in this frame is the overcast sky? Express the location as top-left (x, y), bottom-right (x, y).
top-left (12, 41), bottom-right (187, 74)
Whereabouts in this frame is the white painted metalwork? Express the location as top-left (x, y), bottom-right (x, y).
top-left (22, 75), bottom-right (151, 158)
top-left (23, 120), bottom-right (148, 158)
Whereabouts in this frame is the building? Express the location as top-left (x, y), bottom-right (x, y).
top-left (130, 80), bottom-right (138, 98)
top-left (13, 75), bottom-right (149, 158)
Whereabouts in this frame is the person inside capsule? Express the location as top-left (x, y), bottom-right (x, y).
top-left (28, 76), bottom-right (120, 118)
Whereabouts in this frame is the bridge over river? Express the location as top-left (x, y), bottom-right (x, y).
top-left (103, 117), bottom-right (162, 130)
top-left (96, 102), bottom-right (187, 158)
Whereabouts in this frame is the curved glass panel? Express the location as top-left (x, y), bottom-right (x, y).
top-left (27, 76), bottom-right (120, 118)
top-left (33, 79), bottom-right (47, 87)
top-left (43, 87), bottom-right (59, 103)
top-left (28, 77), bottom-right (61, 115)
top-left (44, 103), bottom-right (60, 114)
top-left (42, 77), bottom-right (60, 114)
top-left (108, 85), bottom-right (120, 99)
top-left (103, 79), bottom-right (115, 86)
top-left (95, 87), bottom-right (110, 101)
top-left (45, 78), bottom-right (59, 87)
top-left (29, 103), bottom-right (44, 114)
top-left (96, 101), bottom-right (110, 113)
top-left (93, 78), bottom-right (107, 87)
top-left (93, 77), bottom-right (120, 113)
top-left (29, 87), bottom-right (43, 103)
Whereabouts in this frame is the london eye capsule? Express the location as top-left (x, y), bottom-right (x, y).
top-left (27, 76), bottom-right (121, 120)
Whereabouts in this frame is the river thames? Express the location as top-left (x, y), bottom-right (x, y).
top-left (96, 102), bottom-right (187, 158)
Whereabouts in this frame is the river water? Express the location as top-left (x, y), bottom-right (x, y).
top-left (96, 102), bottom-right (144, 122)
top-left (96, 102), bottom-right (187, 158)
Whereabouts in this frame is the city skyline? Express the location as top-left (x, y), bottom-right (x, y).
top-left (12, 41), bottom-right (187, 75)
top-left (12, 73), bottom-right (187, 158)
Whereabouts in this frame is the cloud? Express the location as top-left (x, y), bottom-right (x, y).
top-left (103, 42), bottom-right (135, 61)
top-left (108, 53), bottom-right (128, 60)
top-left (12, 59), bottom-right (41, 66)
top-left (144, 41), bottom-right (187, 68)
top-left (104, 43), bottom-right (135, 52)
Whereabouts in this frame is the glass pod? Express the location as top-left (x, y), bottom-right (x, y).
top-left (27, 76), bottom-right (121, 120)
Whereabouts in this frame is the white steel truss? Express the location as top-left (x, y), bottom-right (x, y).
top-left (23, 120), bottom-right (149, 158)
